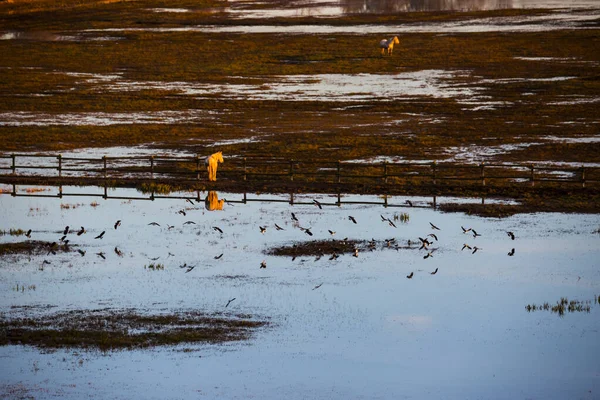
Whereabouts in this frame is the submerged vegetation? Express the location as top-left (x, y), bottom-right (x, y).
top-left (526, 296), bottom-right (600, 317)
top-left (0, 309), bottom-right (268, 350)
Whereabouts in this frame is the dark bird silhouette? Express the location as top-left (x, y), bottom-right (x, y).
top-left (508, 248), bottom-right (515, 256)
top-left (114, 220), bottom-right (121, 229)
top-left (418, 237), bottom-right (432, 249)
top-left (348, 216), bottom-right (357, 224)
top-left (260, 226), bottom-right (267, 234)
top-left (313, 199), bottom-right (323, 209)
top-left (507, 231), bottom-right (515, 240)
top-left (428, 233), bottom-right (438, 241)
top-left (472, 229), bottom-right (481, 238)
top-left (94, 231), bottom-right (105, 239)
top-left (328, 230), bottom-right (336, 236)
top-left (149, 256), bottom-right (160, 261)
top-left (430, 268), bottom-right (438, 275)
top-left (179, 263), bottom-right (189, 269)
top-left (214, 253), bottom-right (223, 260)
top-left (42, 259), bottom-right (51, 265)
top-left (226, 298), bottom-right (236, 307)
top-left (304, 228), bottom-right (313, 236)
top-left (381, 215), bottom-right (387, 222)
top-left (312, 283), bottom-right (323, 290)
top-left (406, 272), bottom-right (414, 279)
top-left (462, 243), bottom-right (472, 251)
top-left (25, 229), bottom-right (32, 238)
top-left (260, 260), bottom-right (267, 269)
top-left (77, 249), bottom-right (86, 257)
top-left (185, 265), bottom-right (195, 273)
top-left (62, 240), bottom-right (69, 246)
top-left (388, 219), bottom-right (397, 228)
top-left (430, 222), bottom-right (441, 230)
top-left (275, 224), bottom-right (285, 231)
top-left (183, 221), bottom-right (196, 225)
top-left (423, 252), bottom-right (433, 259)
top-left (461, 226), bottom-right (471, 234)
top-left (167, 225), bottom-right (175, 230)
top-left (472, 246), bottom-right (480, 254)
top-left (114, 247), bottom-right (123, 257)
top-left (178, 209), bottom-right (186, 216)
top-left (96, 252), bottom-right (106, 260)
top-left (186, 199), bottom-right (195, 205)
top-left (168, 252), bottom-right (175, 257)
top-left (59, 235), bottom-right (67, 242)
top-left (63, 226), bottom-right (69, 235)
top-left (212, 226), bottom-right (223, 234)
top-left (148, 222), bottom-right (160, 226)
top-left (77, 226), bottom-right (85, 236)
top-left (405, 200), bottom-right (413, 207)
top-left (291, 213), bottom-right (298, 222)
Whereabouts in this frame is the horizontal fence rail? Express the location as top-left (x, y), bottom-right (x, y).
top-left (0, 153), bottom-right (598, 190)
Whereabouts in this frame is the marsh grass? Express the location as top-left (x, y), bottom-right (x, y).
top-left (526, 297), bottom-right (596, 317)
top-left (0, 308), bottom-right (268, 350)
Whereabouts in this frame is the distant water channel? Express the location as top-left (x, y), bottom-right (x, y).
top-left (1, 186), bottom-right (599, 399)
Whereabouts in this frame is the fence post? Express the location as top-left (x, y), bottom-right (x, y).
top-left (103, 156), bottom-right (107, 179)
top-left (289, 160), bottom-right (294, 182)
top-left (57, 154), bottom-right (62, 178)
top-left (150, 156), bottom-right (154, 179)
top-left (196, 156), bottom-right (201, 180)
top-left (530, 164), bottom-right (535, 187)
top-left (581, 166), bottom-right (586, 188)
top-left (11, 154), bottom-right (16, 175)
top-left (337, 161), bottom-right (341, 183)
top-left (480, 162), bottom-right (485, 186)
top-left (383, 161), bottom-right (388, 184)
top-left (243, 157), bottom-right (247, 181)
top-left (432, 161), bottom-right (437, 186)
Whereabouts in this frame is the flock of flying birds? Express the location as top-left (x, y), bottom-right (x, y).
top-left (22, 197), bottom-right (517, 305)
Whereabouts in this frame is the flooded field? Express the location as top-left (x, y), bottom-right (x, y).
top-left (1, 187), bottom-right (600, 398)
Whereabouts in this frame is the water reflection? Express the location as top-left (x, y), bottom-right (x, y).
top-left (205, 191), bottom-right (225, 211)
top-left (339, 0), bottom-right (514, 13)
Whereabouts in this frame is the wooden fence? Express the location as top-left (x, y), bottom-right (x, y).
top-left (0, 153), bottom-right (598, 189)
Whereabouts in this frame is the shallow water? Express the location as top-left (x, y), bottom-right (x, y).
top-left (0, 188), bottom-right (599, 399)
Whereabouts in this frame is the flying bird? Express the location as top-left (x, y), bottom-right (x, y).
top-left (59, 235), bottom-right (67, 242)
top-left (114, 220), bottom-right (121, 229)
top-left (428, 233), bottom-right (438, 241)
top-left (96, 252), bottom-right (106, 260)
top-left (291, 213), bottom-right (298, 222)
top-left (472, 230), bottom-right (481, 238)
top-left (260, 260), bottom-right (267, 269)
top-left (149, 256), bottom-right (160, 261)
top-left (185, 265), bottom-right (195, 273)
top-left (214, 253), bottom-right (223, 260)
top-left (275, 224), bottom-right (285, 231)
top-left (63, 226), bottom-right (69, 235)
top-left (186, 199), bottom-right (195, 205)
top-left (429, 222), bottom-right (441, 230)
top-left (328, 230), bottom-right (336, 236)
top-left (94, 231), bottom-right (105, 239)
top-left (178, 209), bottom-right (186, 216)
top-left (212, 226), bottom-right (223, 234)
top-left (114, 247), bottom-right (123, 257)
top-left (472, 246), bottom-right (481, 254)
top-left (77, 226), bottom-right (85, 236)
top-left (348, 216), bottom-right (357, 224)
top-left (260, 226), bottom-right (267, 234)
top-left (313, 199), bottom-right (322, 209)
top-left (430, 268), bottom-right (438, 275)
top-left (508, 248), bottom-right (515, 256)
top-left (304, 228), bottom-right (313, 236)
top-left (179, 263), bottom-right (189, 269)
top-left (507, 231), bottom-right (515, 240)
top-left (381, 215), bottom-right (387, 222)
top-left (183, 221), bottom-right (196, 225)
top-left (461, 226), bottom-right (471, 234)
top-left (25, 229), bottom-right (32, 238)
top-left (312, 283), bottom-right (323, 291)
top-left (423, 252), bottom-right (433, 259)
top-left (77, 249), bottom-right (86, 257)
top-left (405, 200), bottom-right (413, 207)
top-left (225, 298), bottom-right (236, 307)
top-left (167, 225), bottom-right (175, 230)
top-left (406, 272), bottom-right (414, 279)
top-left (388, 219), bottom-right (397, 228)
top-left (462, 243), bottom-right (472, 251)
top-left (148, 222), bottom-right (160, 226)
